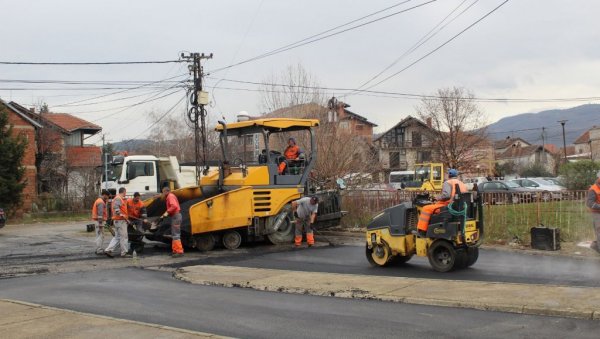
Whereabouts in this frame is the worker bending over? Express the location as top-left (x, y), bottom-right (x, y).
top-left (161, 186), bottom-right (184, 257)
top-left (416, 169), bottom-right (467, 235)
top-left (292, 196), bottom-right (319, 247)
top-left (127, 192), bottom-right (147, 233)
top-left (91, 190), bottom-right (110, 255)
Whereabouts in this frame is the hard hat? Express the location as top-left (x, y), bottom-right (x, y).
top-left (448, 169), bottom-right (458, 178)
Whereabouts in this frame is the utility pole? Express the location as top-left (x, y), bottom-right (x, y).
top-left (541, 127), bottom-right (546, 164)
top-left (181, 52), bottom-right (213, 183)
top-left (590, 139), bottom-right (594, 161)
top-left (558, 120), bottom-right (568, 163)
top-left (102, 134), bottom-right (108, 192)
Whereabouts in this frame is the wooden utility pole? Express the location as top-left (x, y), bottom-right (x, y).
top-left (181, 52), bottom-right (213, 183)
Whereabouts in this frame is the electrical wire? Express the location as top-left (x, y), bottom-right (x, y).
top-left (0, 60), bottom-right (184, 65)
top-left (208, 0), bottom-right (436, 74)
top-left (123, 94), bottom-right (187, 143)
top-left (347, 0), bottom-right (477, 96)
top-left (360, 0), bottom-right (510, 91)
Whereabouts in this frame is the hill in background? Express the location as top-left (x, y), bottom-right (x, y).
top-left (486, 104), bottom-right (600, 146)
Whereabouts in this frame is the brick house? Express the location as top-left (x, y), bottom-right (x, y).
top-left (8, 102), bottom-right (102, 208)
top-left (0, 99), bottom-right (43, 213)
top-left (374, 116), bottom-right (438, 179)
top-left (495, 144), bottom-right (556, 174)
top-left (327, 97), bottom-right (377, 142)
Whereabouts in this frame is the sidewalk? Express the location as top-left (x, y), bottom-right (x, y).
top-left (0, 299), bottom-right (230, 339)
top-left (175, 265), bottom-right (600, 321)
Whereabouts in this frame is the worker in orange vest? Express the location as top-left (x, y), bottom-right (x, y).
top-left (278, 138), bottom-right (301, 174)
top-left (127, 192), bottom-right (147, 233)
top-left (105, 187), bottom-right (131, 258)
top-left (91, 190), bottom-right (110, 255)
top-left (416, 168), bottom-right (467, 235)
top-left (586, 175), bottom-right (600, 253)
top-left (161, 186), bottom-right (184, 257)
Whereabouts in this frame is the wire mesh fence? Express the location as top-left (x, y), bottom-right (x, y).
top-left (341, 189), bottom-right (594, 243)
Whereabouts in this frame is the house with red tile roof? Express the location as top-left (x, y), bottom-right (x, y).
top-left (7, 101), bottom-right (102, 209)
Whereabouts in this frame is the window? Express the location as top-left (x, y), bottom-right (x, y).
top-left (128, 162), bottom-right (154, 179)
top-left (355, 124), bottom-right (364, 131)
top-left (389, 152), bottom-right (400, 168)
top-left (417, 151), bottom-right (431, 162)
top-left (412, 131), bottom-right (422, 147)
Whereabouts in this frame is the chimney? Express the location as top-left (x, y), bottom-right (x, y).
top-left (426, 117), bottom-right (432, 128)
top-left (29, 107), bottom-right (35, 113)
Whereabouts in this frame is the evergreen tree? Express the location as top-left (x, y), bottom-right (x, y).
top-left (0, 104), bottom-right (27, 212)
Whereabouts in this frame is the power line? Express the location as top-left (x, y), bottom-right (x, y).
top-left (361, 0), bottom-right (510, 91)
top-left (206, 76), bottom-right (600, 103)
top-left (124, 94), bottom-right (187, 143)
top-left (208, 0), bottom-right (436, 74)
top-left (348, 0), bottom-right (477, 96)
top-left (0, 60), bottom-right (184, 66)
top-left (53, 73), bottom-right (187, 107)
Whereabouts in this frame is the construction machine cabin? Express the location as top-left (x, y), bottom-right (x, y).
top-left (142, 118), bottom-right (343, 251)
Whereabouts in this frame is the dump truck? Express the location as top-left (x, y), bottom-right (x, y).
top-left (101, 155), bottom-right (198, 198)
top-left (137, 118), bottom-right (344, 251)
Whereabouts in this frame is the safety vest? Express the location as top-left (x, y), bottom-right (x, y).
top-left (91, 198), bottom-right (107, 221)
top-left (447, 178), bottom-right (468, 202)
top-left (112, 195), bottom-right (128, 220)
top-left (284, 145), bottom-right (300, 159)
top-left (127, 199), bottom-right (145, 219)
top-left (589, 184), bottom-right (600, 213)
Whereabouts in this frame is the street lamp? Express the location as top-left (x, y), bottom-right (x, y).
top-left (558, 120), bottom-right (568, 163)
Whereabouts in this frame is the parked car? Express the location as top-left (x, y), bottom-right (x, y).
top-left (510, 178), bottom-right (564, 201)
top-left (477, 181), bottom-right (536, 204)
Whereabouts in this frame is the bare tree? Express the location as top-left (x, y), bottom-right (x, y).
top-left (260, 63), bottom-right (326, 113)
top-left (259, 64), bottom-right (380, 184)
top-left (416, 87), bottom-right (489, 173)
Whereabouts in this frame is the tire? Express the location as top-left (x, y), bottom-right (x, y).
top-left (466, 247), bottom-right (479, 267)
top-left (194, 233), bottom-right (216, 252)
top-left (267, 205), bottom-right (294, 244)
top-left (366, 242), bottom-right (393, 267)
top-left (427, 240), bottom-right (459, 272)
top-left (222, 230), bottom-right (242, 250)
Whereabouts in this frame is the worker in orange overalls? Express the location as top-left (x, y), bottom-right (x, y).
top-left (161, 186), bottom-right (184, 257)
top-left (105, 187), bottom-right (130, 258)
top-left (278, 137), bottom-right (301, 174)
top-left (416, 168), bottom-right (467, 235)
top-left (91, 190), bottom-right (110, 255)
top-left (586, 175), bottom-right (600, 253)
top-left (127, 192), bottom-right (147, 233)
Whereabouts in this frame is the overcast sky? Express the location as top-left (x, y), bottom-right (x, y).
top-left (1, 0), bottom-right (599, 143)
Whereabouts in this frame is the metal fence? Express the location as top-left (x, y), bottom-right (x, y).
top-left (341, 189), bottom-right (594, 242)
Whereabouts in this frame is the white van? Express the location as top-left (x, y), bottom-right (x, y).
top-left (389, 171), bottom-right (415, 190)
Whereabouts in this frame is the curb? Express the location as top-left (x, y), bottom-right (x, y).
top-left (1, 299), bottom-right (232, 338)
top-left (174, 266), bottom-right (600, 321)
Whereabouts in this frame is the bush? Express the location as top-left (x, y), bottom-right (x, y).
top-left (519, 163), bottom-right (553, 178)
top-left (559, 160), bottom-right (600, 190)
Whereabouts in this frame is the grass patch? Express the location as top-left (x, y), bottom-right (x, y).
top-left (484, 200), bottom-right (594, 244)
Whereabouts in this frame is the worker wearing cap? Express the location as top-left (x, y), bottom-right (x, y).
top-left (292, 196), bottom-right (319, 247)
top-left (161, 186), bottom-right (184, 257)
top-left (91, 190), bottom-right (110, 255)
top-left (416, 169), bottom-right (467, 235)
top-left (278, 137), bottom-right (302, 174)
top-left (586, 175), bottom-right (600, 253)
top-left (127, 192), bottom-right (147, 233)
